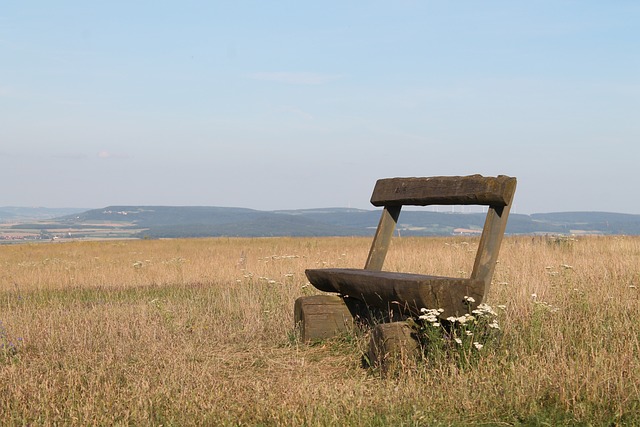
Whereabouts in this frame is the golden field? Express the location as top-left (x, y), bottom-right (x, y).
top-left (1, 235), bottom-right (639, 426)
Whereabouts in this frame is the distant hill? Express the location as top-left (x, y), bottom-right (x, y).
top-left (0, 207), bottom-right (89, 222)
top-left (3, 206), bottom-right (640, 240)
top-left (529, 212), bottom-right (640, 235)
top-left (61, 206), bottom-right (640, 237)
top-left (62, 206), bottom-right (371, 237)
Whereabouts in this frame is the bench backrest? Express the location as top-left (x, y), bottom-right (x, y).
top-left (364, 175), bottom-right (517, 292)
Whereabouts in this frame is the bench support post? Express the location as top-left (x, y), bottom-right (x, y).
top-left (294, 295), bottom-right (354, 342)
top-left (366, 321), bottom-right (420, 371)
top-left (365, 206), bottom-right (401, 270)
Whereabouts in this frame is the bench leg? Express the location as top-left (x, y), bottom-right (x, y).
top-left (294, 295), bottom-right (355, 342)
top-left (366, 321), bottom-right (420, 370)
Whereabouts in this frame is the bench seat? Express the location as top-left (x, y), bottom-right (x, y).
top-left (305, 268), bottom-right (484, 318)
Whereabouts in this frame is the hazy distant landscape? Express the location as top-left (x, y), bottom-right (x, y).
top-left (2, 206), bottom-right (640, 243)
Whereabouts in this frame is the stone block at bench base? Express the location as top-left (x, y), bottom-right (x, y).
top-left (366, 321), bottom-right (420, 370)
top-left (294, 295), bottom-right (356, 342)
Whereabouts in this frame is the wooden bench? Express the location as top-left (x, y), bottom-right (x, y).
top-left (294, 175), bottom-right (517, 346)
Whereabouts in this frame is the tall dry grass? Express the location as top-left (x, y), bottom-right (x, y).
top-left (0, 235), bottom-right (639, 425)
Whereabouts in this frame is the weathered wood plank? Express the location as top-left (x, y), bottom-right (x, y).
top-left (470, 177), bottom-right (516, 291)
top-left (366, 321), bottom-right (420, 370)
top-left (364, 206), bottom-right (401, 271)
top-left (305, 268), bottom-right (484, 318)
top-left (294, 295), bottom-right (354, 342)
top-left (370, 175), bottom-right (516, 207)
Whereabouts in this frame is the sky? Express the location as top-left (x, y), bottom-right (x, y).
top-left (1, 1), bottom-right (639, 214)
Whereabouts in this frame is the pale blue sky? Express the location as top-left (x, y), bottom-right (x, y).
top-left (2, 1), bottom-right (639, 213)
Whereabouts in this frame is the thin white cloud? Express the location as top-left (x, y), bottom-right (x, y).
top-left (97, 150), bottom-right (129, 159)
top-left (246, 72), bottom-right (341, 85)
top-left (279, 106), bottom-right (314, 120)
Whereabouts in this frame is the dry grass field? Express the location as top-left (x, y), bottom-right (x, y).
top-left (1, 235), bottom-right (639, 425)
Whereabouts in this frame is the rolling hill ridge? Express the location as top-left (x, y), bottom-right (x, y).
top-left (2, 206), bottom-right (640, 241)
top-left (51, 207), bottom-right (640, 237)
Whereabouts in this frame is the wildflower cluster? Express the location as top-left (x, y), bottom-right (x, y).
top-left (0, 320), bottom-right (22, 364)
top-left (413, 296), bottom-right (504, 368)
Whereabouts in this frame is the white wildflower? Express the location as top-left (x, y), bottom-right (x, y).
top-left (454, 338), bottom-right (463, 345)
top-left (476, 303), bottom-right (497, 316)
top-left (419, 314), bottom-right (438, 323)
top-left (456, 314), bottom-right (474, 324)
top-left (420, 308), bottom-right (442, 316)
top-left (473, 342), bottom-right (484, 350)
top-left (463, 296), bottom-right (476, 304)
top-left (419, 308), bottom-right (443, 324)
